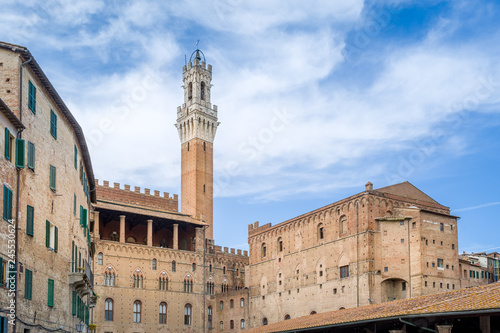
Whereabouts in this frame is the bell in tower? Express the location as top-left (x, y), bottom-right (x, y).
top-left (175, 48), bottom-right (219, 240)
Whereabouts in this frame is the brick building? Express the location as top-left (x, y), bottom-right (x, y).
top-left (0, 42), bottom-right (95, 332)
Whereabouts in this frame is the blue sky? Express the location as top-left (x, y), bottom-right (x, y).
top-left (2, 0), bottom-right (499, 253)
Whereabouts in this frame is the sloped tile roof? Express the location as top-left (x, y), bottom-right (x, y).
top-left (375, 181), bottom-right (439, 205)
top-left (245, 283), bottom-right (500, 333)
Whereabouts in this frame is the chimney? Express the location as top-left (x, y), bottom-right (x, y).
top-left (365, 182), bottom-right (373, 191)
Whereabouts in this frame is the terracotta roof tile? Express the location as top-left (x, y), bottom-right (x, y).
top-left (245, 283), bottom-right (500, 332)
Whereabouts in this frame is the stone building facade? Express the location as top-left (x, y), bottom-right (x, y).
top-left (0, 42), bottom-right (95, 332)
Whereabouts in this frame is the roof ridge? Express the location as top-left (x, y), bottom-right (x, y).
top-left (408, 284), bottom-right (500, 314)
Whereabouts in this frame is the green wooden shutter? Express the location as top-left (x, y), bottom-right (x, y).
top-left (48, 279), bottom-right (54, 307)
top-left (27, 141), bottom-right (35, 170)
top-left (73, 194), bottom-right (76, 216)
top-left (72, 241), bottom-right (75, 272)
top-left (15, 138), bottom-right (25, 168)
top-left (0, 257), bottom-right (3, 287)
top-left (82, 208), bottom-right (87, 229)
top-left (50, 165), bottom-right (56, 191)
top-left (54, 226), bottom-right (58, 252)
top-left (25, 269), bottom-right (32, 300)
top-left (80, 205), bottom-right (83, 227)
top-left (5, 128), bottom-right (11, 160)
top-left (45, 220), bottom-right (50, 248)
top-left (3, 185), bottom-right (12, 222)
top-left (26, 205), bottom-right (34, 236)
top-left (72, 290), bottom-right (77, 315)
top-left (74, 145), bottom-right (78, 169)
top-left (28, 80), bottom-right (36, 113)
top-left (50, 110), bottom-right (57, 139)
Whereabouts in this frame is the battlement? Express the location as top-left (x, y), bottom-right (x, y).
top-left (210, 243), bottom-right (248, 257)
top-left (248, 221), bottom-right (272, 236)
top-left (95, 179), bottom-right (178, 212)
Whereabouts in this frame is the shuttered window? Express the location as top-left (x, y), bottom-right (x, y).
top-left (45, 220), bottom-right (58, 251)
top-left (48, 279), bottom-right (54, 307)
top-left (3, 185), bottom-right (13, 222)
top-left (50, 110), bottom-right (57, 139)
top-left (25, 269), bottom-right (32, 300)
top-left (4, 128), bottom-right (11, 160)
top-left (50, 165), bottom-right (56, 191)
top-left (27, 141), bottom-right (35, 170)
top-left (15, 138), bottom-right (25, 168)
top-left (26, 205), bottom-right (34, 236)
top-left (0, 257), bottom-right (4, 287)
top-left (28, 80), bottom-right (36, 113)
top-left (72, 290), bottom-right (77, 315)
top-left (74, 145), bottom-right (78, 169)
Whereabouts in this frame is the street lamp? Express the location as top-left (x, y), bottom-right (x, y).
top-left (76, 323), bottom-right (84, 332)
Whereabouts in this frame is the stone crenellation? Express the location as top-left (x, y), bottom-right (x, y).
top-left (95, 179), bottom-right (179, 212)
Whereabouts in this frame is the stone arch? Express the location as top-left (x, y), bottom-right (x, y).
top-left (338, 253), bottom-right (349, 267)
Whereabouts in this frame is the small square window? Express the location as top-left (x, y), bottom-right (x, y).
top-left (401, 239), bottom-right (404, 243)
top-left (333, 288), bottom-right (337, 294)
top-left (400, 221), bottom-right (404, 225)
top-left (440, 223), bottom-right (444, 231)
top-left (384, 267), bottom-right (388, 272)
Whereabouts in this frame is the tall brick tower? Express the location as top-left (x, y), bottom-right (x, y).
top-left (176, 49), bottom-right (219, 239)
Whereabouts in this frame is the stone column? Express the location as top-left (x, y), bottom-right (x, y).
top-left (436, 325), bottom-right (453, 333)
top-left (173, 224), bottom-right (179, 250)
top-left (147, 219), bottom-right (153, 247)
top-left (195, 227), bottom-right (205, 252)
top-left (120, 215), bottom-right (126, 243)
top-left (480, 316), bottom-right (490, 333)
top-left (94, 211), bottom-right (100, 239)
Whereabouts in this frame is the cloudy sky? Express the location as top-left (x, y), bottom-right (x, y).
top-left (2, 0), bottom-right (500, 252)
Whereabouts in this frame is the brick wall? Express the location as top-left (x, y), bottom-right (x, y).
top-left (95, 179), bottom-right (178, 212)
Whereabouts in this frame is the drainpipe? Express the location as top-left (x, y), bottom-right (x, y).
top-left (13, 55), bottom-right (32, 333)
top-left (356, 201), bottom-right (359, 307)
top-left (203, 225), bottom-right (207, 333)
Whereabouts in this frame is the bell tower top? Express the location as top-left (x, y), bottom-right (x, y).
top-left (176, 48), bottom-right (218, 144)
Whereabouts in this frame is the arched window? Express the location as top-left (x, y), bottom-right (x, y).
top-left (158, 272), bottom-right (168, 290)
top-left (340, 215), bottom-right (347, 234)
top-left (220, 321), bottom-right (224, 330)
top-left (230, 299), bottom-right (234, 308)
top-left (262, 243), bottom-right (267, 257)
top-left (240, 319), bottom-right (245, 329)
top-left (133, 270), bottom-right (143, 289)
top-left (240, 298), bottom-right (245, 307)
top-left (209, 264), bottom-right (212, 272)
top-left (152, 259), bottom-right (157, 270)
top-left (133, 300), bottom-right (141, 323)
top-left (104, 298), bottom-right (113, 321)
top-left (206, 281), bottom-right (214, 294)
top-left (201, 81), bottom-right (205, 100)
top-left (172, 260), bottom-right (176, 272)
top-left (188, 82), bottom-right (192, 100)
top-left (184, 275), bottom-right (193, 293)
top-left (207, 306), bottom-right (213, 328)
top-left (104, 266), bottom-right (115, 287)
top-left (220, 300), bottom-right (224, 310)
top-left (277, 237), bottom-right (283, 252)
top-left (318, 223), bottom-right (324, 240)
top-left (159, 302), bottom-right (167, 324)
top-left (230, 320), bottom-right (234, 329)
top-left (97, 253), bottom-right (103, 265)
top-left (310, 311), bottom-right (317, 315)
top-left (192, 263), bottom-right (196, 272)
top-left (223, 266), bottom-right (226, 275)
top-left (262, 318), bottom-right (268, 326)
top-left (184, 304), bottom-right (192, 325)
top-left (284, 314), bottom-right (291, 320)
